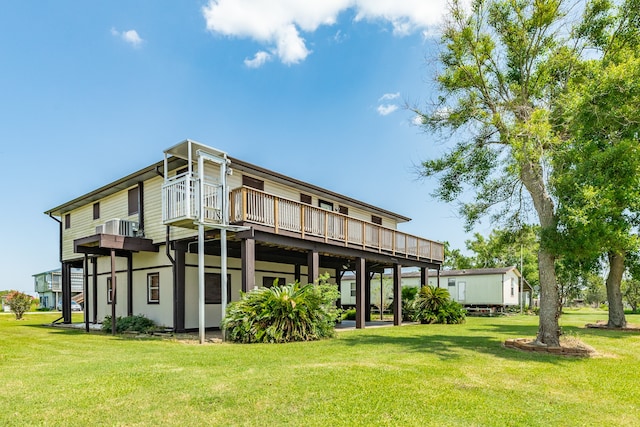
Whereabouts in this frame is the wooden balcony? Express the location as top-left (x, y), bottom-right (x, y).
top-left (230, 187), bottom-right (444, 263)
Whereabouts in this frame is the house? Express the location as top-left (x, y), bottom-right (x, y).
top-left (341, 266), bottom-right (533, 314)
top-left (33, 268), bottom-right (83, 310)
top-left (428, 267), bottom-right (533, 312)
top-left (45, 140), bottom-right (444, 334)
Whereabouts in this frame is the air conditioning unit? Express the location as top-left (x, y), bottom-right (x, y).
top-left (103, 219), bottom-right (140, 237)
top-left (95, 224), bottom-right (105, 234)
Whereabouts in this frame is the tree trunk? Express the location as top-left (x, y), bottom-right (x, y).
top-left (606, 251), bottom-right (627, 328)
top-left (520, 159), bottom-right (561, 346)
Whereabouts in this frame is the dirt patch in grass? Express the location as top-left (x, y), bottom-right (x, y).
top-left (504, 337), bottom-right (597, 357)
top-left (585, 320), bottom-right (640, 332)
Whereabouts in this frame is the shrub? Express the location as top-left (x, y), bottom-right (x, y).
top-left (222, 274), bottom-right (341, 343)
top-left (102, 315), bottom-right (156, 333)
top-left (5, 291), bottom-right (33, 320)
top-left (412, 285), bottom-right (465, 324)
top-left (401, 286), bottom-right (418, 321)
top-left (342, 308), bottom-right (357, 320)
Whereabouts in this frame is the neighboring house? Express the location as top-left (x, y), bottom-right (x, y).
top-left (341, 267), bottom-right (532, 313)
top-left (33, 268), bottom-right (83, 309)
top-left (45, 140), bottom-right (444, 331)
top-left (428, 267), bottom-right (533, 312)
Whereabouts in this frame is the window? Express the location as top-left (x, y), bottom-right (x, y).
top-left (93, 202), bottom-right (100, 220)
top-left (263, 277), bottom-right (285, 288)
top-left (338, 205), bottom-right (349, 215)
top-left (242, 175), bottom-right (264, 191)
top-left (319, 199), bottom-right (333, 210)
top-left (511, 277), bottom-right (515, 297)
top-left (300, 193), bottom-right (312, 205)
top-left (107, 277), bottom-right (115, 304)
top-left (371, 215), bottom-right (382, 225)
top-left (64, 214), bottom-right (71, 229)
top-left (128, 187), bottom-right (139, 216)
top-left (350, 283), bottom-right (356, 297)
top-left (205, 273), bottom-right (231, 304)
top-left (147, 273), bottom-right (160, 304)
top-left (448, 278), bottom-right (456, 287)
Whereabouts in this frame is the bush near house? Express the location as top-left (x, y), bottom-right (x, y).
top-left (223, 274), bottom-right (341, 343)
top-left (5, 291), bottom-right (33, 320)
top-left (412, 285), bottom-right (466, 324)
top-left (102, 315), bottom-right (156, 333)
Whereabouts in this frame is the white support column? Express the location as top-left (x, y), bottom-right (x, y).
top-left (198, 222), bottom-right (205, 344)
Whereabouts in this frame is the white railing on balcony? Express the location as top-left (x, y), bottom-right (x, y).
top-left (162, 173), bottom-right (223, 225)
top-left (231, 187), bottom-right (444, 262)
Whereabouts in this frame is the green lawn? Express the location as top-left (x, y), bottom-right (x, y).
top-left (1, 310), bottom-right (638, 426)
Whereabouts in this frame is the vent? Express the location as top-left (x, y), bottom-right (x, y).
top-left (102, 219), bottom-right (140, 237)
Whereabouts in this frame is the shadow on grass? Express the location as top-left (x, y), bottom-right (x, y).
top-left (338, 326), bottom-right (579, 364)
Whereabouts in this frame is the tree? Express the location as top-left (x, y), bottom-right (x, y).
top-left (584, 275), bottom-right (607, 308)
top-left (552, 0), bottom-right (640, 327)
top-left (5, 291), bottom-right (33, 320)
top-left (370, 274), bottom-right (394, 319)
top-left (621, 279), bottom-right (640, 312)
top-left (443, 241), bottom-right (475, 270)
top-left (413, 0), bottom-right (582, 345)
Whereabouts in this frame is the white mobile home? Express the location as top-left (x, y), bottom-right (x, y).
top-left (428, 267), bottom-right (533, 311)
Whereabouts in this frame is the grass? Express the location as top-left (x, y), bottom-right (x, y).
top-left (1, 309), bottom-right (639, 426)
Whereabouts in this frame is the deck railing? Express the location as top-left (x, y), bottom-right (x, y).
top-left (231, 187), bottom-right (444, 262)
top-left (162, 173), bottom-right (223, 225)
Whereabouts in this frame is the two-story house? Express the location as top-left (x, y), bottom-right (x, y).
top-left (33, 268), bottom-right (83, 310)
top-left (45, 140), bottom-right (444, 334)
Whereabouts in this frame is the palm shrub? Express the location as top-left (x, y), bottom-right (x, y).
top-left (223, 274), bottom-right (341, 343)
top-left (412, 285), bottom-right (465, 324)
top-left (401, 286), bottom-right (419, 321)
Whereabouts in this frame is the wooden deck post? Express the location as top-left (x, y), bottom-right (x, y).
top-left (393, 264), bottom-right (402, 326)
top-left (127, 252), bottom-right (133, 317)
top-left (307, 250), bottom-right (319, 284)
top-left (355, 257), bottom-right (366, 329)
top-left (241, 237), bottom-right (256, 292)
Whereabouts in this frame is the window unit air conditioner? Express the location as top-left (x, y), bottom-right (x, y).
top-left (103, 219), bottom-right (140, 237)
top-left (95, 224), bottom-right (105, 234)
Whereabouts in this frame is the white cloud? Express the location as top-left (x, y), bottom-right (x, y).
top-left (244, 51), bottom-right (272, 68)
top-left (201, 0), bottom-right (458, 65)
top-left (111, 28), bottom-right (144, 48)
top-left (412, 114), bottom-right (425, 126)
top-left (377, 104), bottom-right (399, 116)
top-left (379, 92), bottom-right (400, 101)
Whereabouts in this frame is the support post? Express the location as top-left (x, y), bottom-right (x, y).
top-left (61, 262), bottom-right (71, 324)
top-left (393, 264), bottom-right (402, 326)
top-left (84, 254), bottom-right (89, 332)
top-left (110, 249), bottom-right (116, 335)
top-left (127, 252), bottom-right (133, 317)
top-left (174, 242), bottom-right (186, 333)
top-left (355, 257), bottom-right (366, 329)
top-left (241, 238), bottom-right (256, 292)
top-left (92, 257), bottom-right (97, 324)
top-left (421, 267), bottom-right (427, 288)
top-left (307, 249), bottom-right (319, 284)
top-left (198, 223), bottom-right (205, 344)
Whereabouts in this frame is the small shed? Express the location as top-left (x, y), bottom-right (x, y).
top-left (428, 266), bottom-right (533, 312)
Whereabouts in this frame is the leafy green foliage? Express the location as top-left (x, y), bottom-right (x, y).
top-left (412, 286), bottom-right (466, 324)
top-left (401, 286), bottom-right (419, 321)
top-left (5, 291), bottom-right (33, 320)
top-left (622, 279), bottom-right (640, 312)
top-left (102, 315), bottom-right (156, 333)
top-left (222, 274), bottom-right (341, 343)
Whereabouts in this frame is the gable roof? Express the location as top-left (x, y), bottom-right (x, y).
top-left (45, 141), bottom-right (412, 222)
top-left (438, 267), bottom-right (520, 277)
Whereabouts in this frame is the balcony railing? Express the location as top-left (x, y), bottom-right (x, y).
top-left (162, 173), bottom-right (223, 226)
top-left (230, 187), bottom-right (444, 262)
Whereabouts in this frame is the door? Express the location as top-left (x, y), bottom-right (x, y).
top-left (458, 281), bottom-right (466, 302)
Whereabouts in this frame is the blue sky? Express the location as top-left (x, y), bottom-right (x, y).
top-left (0, 1), bottom-right (482, 295)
